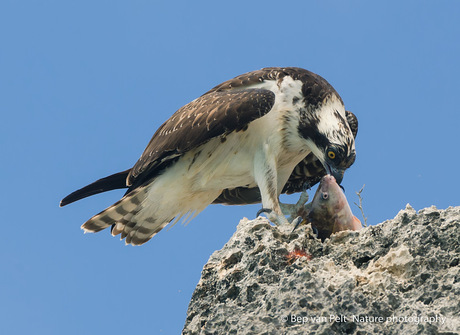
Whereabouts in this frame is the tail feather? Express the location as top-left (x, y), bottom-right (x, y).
top-left (60, 169), bottom-right (130, 207)
top-left (81, 187), bottom-right (145, 234)
top-left (121, 209), bottom-right (174, 245)
top-left (118, 209), bottom-right (202, 245)
top-left (78, 180), bottom-right (214, 245)
top-left (81, 185), bottom-right (175, 246)
top-left (124, 222), bottom-right (169, 245)
top-left (111, 213), bottom-right (135, 236)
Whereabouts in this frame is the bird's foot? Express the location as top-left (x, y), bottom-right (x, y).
top-left (280, 191), bottom-right (311, 222)
top-left (256, 208), bottom-right (289, 226)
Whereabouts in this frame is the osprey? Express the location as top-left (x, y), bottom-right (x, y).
top-left (61, 67), bottom-right (358, 245)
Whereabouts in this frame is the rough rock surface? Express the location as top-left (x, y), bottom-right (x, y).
top-left (183, 205), bottom-right (460, 335)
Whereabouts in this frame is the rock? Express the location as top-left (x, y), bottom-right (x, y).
top-left (182, 205), bottom-right (460, 335)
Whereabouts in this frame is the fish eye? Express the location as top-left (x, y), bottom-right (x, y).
top-left (327, 150), bottom-right (336, 160)
top-left (322, 192), bottom-right (329, 200)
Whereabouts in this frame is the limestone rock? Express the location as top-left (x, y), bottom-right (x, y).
top-left (183, 205), bottom-right (460, 334)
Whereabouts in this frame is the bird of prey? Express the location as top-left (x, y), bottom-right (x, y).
top-left (60, 67), bottom-right (358, 246)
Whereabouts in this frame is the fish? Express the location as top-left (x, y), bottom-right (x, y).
top-left (306, 174), bottom-right (362, 240)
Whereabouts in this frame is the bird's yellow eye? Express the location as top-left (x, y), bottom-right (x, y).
top-left (328, 151), bottom-right (336, 160)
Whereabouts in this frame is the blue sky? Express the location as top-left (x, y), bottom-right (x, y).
top-left (1, 1), bottom-right (459, 334)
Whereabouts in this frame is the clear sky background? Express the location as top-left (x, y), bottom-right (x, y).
top-left (1, 1), bottom-right (459, 334)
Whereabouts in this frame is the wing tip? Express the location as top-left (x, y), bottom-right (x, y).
top-left (59, 169), bottom-right (131, 208)
top-left (59, 198), bottom-right (70, 207)
top-left (59, 190), bottom-right (87, 208)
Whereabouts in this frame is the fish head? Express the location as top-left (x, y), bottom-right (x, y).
top-left (309, 175), bottom-right (345, 216)
top-left (308, 174), bottom-right (361, 240)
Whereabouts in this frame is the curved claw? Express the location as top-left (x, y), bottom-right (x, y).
top-left (311, 225), bottom-right (319, 237)
top-left (256, 207), bottom-right (289, 226)
top-left (256, 208), bottom-right (272, 217)
top-left (291, 216), bottom-right (303, 232)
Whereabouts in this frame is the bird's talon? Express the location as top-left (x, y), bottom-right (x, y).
top-left (256, 207), bottom-right (272, 217)
top-left (311, 225), bottom-right (319, 237)
top-left (257, 208), bottom-right (289, 226)
top-left (291, 216), bottom-right (303, 232)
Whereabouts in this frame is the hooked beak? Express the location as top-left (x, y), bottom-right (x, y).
top-left (324, 164), bottom-right (345, 185)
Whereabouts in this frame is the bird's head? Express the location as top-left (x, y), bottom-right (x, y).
top-left (299, 95), bottom-right (357, 184)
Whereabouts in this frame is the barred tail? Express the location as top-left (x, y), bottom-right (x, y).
top-left (81, 185), bottom-right (175, 246)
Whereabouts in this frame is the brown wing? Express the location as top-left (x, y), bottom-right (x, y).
top-left (129, 66), bottom-right (342, 189)
top-left (61, 67), bottom-right (341, 206)
top-left (127, 89), bottom-right (275, 189)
